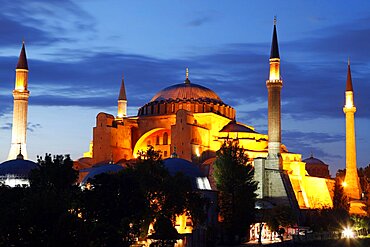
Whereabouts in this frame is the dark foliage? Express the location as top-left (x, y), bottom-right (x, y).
top-left (0, 149), bottom-right (208, 246)
top-left (213, 141), bottom-right (258, 244)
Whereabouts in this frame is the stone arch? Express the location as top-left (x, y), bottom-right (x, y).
top-left (133, 128), bottom-right (171, 158)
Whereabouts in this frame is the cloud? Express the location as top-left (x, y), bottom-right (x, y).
top-left (27, 122), bottom-right (42, 132)
top-left (186, 16), bottom-right (213, 27)
top-left (0, 123), bottom-right (12, 130)
top-left (1, 14), bottom-right (370, 124)
top-left (0, 0), bottom-right (95, 47)
top-left (282, 130), bottom-right (344, 160)
top-left (0, 122), bottom-right (41, 132)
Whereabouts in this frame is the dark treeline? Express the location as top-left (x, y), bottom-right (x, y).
top-left (0, 148), bottom-right (207, 247)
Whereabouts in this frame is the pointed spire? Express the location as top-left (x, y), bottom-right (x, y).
top-left (270, 16), bottom-right (280, 59)
top-left (346, 58), bottom-right (353, 92)
top-left (16, 144), bottom-right (24, 160)
top-left (118, 73), bottom-right (127, 100)
top-left (16, 41), bottom-right (28, 70)
top-left (184, 67), bottom-right (190, 84)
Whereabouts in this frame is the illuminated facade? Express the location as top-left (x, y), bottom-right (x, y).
top-left (8, 42), bottom-right (30, 160)
top-left (83, 20), bottom-right (335, 211)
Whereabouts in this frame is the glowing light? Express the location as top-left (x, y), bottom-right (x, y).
top-left (342, 227), bottom-right (354, 238)
top-left (342, 181), bottom-right (347, 187)
top-left (195, 147), bottom-right (200, 157)
top-left (196, 177), bottom-right (211, 190)
top-left (269, 58), bottom-right (280, 81)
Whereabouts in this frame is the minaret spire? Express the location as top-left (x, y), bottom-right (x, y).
top-left (266, 17), bottom-right (283, 169)
top-left (117, 73), bottom-right (127, 118)
top-left (8, 42), bottom-right (30, 160)
top-left (343, 60), bottom-right (361, 200)
top-left (16, 41), bottom-right (28, 70)
top-left (270, 16), bottom-right (280, 60)
top-left (346, 58), bottom-right (353, 92)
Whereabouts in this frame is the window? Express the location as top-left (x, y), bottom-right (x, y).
top-left (164, 151), bottom-right (168, 157)
top-left (163, 132), bottom-right (168, 145)
top-left (156, 135), bottom-right (159, 145)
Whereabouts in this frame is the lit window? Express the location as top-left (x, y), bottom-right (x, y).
top-left (196, 177), bottom-right (211, 190)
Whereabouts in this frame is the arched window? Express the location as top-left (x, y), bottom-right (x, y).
top-left (163, 132), bottom-right (168, 145)
top-left (156, 135), bottom-right (159, 145)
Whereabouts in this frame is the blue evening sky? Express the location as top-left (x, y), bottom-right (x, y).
top-left (0, 0), bottom-right (369, 175)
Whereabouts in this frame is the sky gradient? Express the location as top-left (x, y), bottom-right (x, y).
top-left (0, 0), bottom-right (369, 175)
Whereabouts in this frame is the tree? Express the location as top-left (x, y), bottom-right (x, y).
top-left (265, 206), bottom-right (296, 233)
top-left (130, 146), bottom-right (207, 237)
top-left (213, 141), bottom-right (258, 244)
top-left (26, 154), bottom-right (84, 246)
top-left (333, 178), bottom-right (349, 212)
top-left (0, 154), bottom-right (85, 246)
top-left (148, 215), bottom-right (181, 247)
top-left (81, 146), bottom-right (207, 245)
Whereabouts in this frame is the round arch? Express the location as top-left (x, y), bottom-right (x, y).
top-left (133, 128), bottom-right (171, 158)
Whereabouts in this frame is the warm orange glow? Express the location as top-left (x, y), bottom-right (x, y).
top-left (133, 128), bottom-right (170, 158)
top-left (15, 69), bottom-right (28, 91)
top-left (83, 141), bottom-right (93, 158)
top-left (289, 163), bottom-right (333, 209)
top-left (117, 99), bottom-right (127, 118)
top-left (342, 181), bottom-right (347, 187)
top-left (269, 58), bottom-right (280, 81)
top-left (175, 214), bottom-right (193, 234)
top-left (345, 92), bottom-right (354, 108)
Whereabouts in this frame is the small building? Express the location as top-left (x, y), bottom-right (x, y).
top-left (302, 155), bottom-right (330, 178)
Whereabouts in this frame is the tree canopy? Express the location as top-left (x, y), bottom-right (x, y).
top-left (213, 141), bottom-right (258, 244)
top-left (0, 149), bottom-right (208, 246)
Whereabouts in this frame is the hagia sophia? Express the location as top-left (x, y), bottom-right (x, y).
top-left (0, 19), bottom-right (367, 241)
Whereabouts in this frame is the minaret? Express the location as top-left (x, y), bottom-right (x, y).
top-left (117, 74), bottom-right (127, 118)
top-left (8, 42), bottom-right (30, 160)
top-left (343, 59), bottom-right (361, 200)
top-left (266, 17), bottom-right (283, 169)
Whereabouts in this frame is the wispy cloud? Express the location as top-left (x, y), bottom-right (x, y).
top-left (186, 16), bottom-right (213, 27)
top-left (27, 122), bottom-right (41, 132)
top-left (0, 0), bottom-right (95, 47)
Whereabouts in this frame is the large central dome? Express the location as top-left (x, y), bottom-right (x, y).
top-left (150, 82), bottom-right (222, 103)
top-left (137, 76), bottom-right (235, 120)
